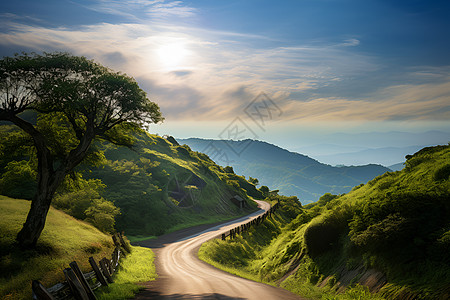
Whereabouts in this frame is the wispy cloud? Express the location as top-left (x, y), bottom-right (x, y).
top-left (281, 77), bottom-right (450, 122)
top-left (0, 3), bottom-right (448, 125)
top-left (80, 0), bottom-right (196, 21)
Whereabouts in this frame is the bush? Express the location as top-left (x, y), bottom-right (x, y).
top-left (434, 164), bottom-right (450, 181)
top-left (0, 160), bottom-right (36, 199)
top-left (304, 207), bottom-right (351, 257)
top-left (349, 192), bottom-right (450, 259)
top-left (53, 182), bottom-right (120, 233)
top-left (85, 199), bottom-right (120, 233)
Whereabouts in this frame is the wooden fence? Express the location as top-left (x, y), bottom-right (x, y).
top-left (32, 232), bottom-right (131, 300)
top-left (221, 201), bottom-right (280, 240)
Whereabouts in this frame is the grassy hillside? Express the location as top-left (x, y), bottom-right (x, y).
top-left (0, 124), bottom-right (260, 240)
top-left (0, 196), bottom-right (156, 299)
top-left (179, 138), bottom-right (390, 203)
top-left (199, 144), bottom-right (450, 299)
top-left (85, 132), bottom-right (259, 239)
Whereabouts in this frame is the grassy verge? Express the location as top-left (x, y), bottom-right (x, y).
top-left (198, 196), bottom-right (302, 285)
top-left (127, 235), bottom-right (157, 243)
top-left (198, 196), bottom-right (386, 300)
top-left (95, 245), bottom-right (156, 300)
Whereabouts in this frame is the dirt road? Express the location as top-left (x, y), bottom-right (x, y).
top-left (135, 200), bottom-right (305, 299)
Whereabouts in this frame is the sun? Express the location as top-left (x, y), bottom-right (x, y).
top-left (156, 41), bottom-right (190, 71)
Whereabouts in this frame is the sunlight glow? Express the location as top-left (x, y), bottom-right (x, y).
top-left (156, 41), bottom-right (191, 71)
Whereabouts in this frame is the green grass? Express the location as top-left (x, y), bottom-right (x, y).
top-left (199, 199), bottom-right (385, 300)
top-left (0, 196), bottom-right (156, 299)
top-left (199, 195), bottom-right (304, 285)
top-left (86, 132), bottom-right (260, 238)
top-left (95, 245), bottom-right (156, 300)
top-left (127, 235), bottom-right (157, 243)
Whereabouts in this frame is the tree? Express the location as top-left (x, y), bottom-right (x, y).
top-left (259, 185), bottom-right (269, 197)
top-left (224, 166), bottom-right (234, 174)
top-left (0, 53), bottom-right (163, 248)
top-left (248, 177), bottom-right (259, 186)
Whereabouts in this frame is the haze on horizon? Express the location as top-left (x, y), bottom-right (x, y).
top-left (1, 0), bottom-right (449, 161)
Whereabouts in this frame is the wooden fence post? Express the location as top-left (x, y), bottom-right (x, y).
top-left (106, 257), bottom-right (113, 274)
top-left (118, 233), bottom-right (131, 253)
top-left (88, 257), bottom-right (108, 286)
top-left (64, 268), bottom-right (89, 300)
top-left (69, 261), bottom-right (97, 300)
top-left (112, 234), bottom-right (120, 247)
top-left (111, 247), bottom-right (120, 269)
top-left (32, 280), bottom-right (55, 300)
top-left (99, 258), bottom-right (114, 283)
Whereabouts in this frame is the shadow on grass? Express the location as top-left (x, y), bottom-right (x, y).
top-left (0, 239), bottom-right (57, 278)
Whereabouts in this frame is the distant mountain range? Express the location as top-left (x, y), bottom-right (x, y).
top-left (306, 145), bottom-right (424, 167)
top-left (178, 138), bottom-right (391, 204)
top-left (291, 130), bottom-right (449, 166)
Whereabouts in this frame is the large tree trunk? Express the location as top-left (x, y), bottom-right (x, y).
top-left (16, 169), bottom-right (65, 248)
top-left (16, 192), bottom-right (53, 248)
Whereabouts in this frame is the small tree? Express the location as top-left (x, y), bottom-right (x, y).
top-left (0, 53), bottom-right (163, 248)
top-left (259, 185), bottom-right (269, 197)
top-left (248, 177), bottom-right (259, 186)
top-left (224, 166), bottom-right (234, 174)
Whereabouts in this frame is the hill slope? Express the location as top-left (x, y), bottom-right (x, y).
top-left (200, 144), bottom-right (450, 299)
top-left (0, 196), bottom-right (116, 299)
top-left (85, 133), bottom-right (259, 238)
top-left (178, 138), bottom-right (390, 204)
top-left (0, 123), bottom-right (261, 238)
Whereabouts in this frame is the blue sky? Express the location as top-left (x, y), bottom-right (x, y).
top-left (1, 0), bottom-right (449, 150)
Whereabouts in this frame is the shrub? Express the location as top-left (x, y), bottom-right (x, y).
top-left (0, 160), bottom-right (36, 199)
top-left (304, 207), bottom-right (351, 257)
top-left (434, 164), bottom-right (450, 181)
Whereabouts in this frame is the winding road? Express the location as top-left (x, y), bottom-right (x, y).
top-left (135, 200), bottom-right (305, 300)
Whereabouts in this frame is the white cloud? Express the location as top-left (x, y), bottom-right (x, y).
top-left (83, 0), bottom-right (196, 21)
top-left (0, 12), bottom-right (448, 124)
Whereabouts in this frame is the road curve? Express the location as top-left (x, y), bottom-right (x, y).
top-left (135, 200), bottom-right (305, 300)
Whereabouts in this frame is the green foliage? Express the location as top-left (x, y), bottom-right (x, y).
top-left (83, 132), bottom-right (259, 237)
top-left (1, 52), bottom-right (164, 247)
top-left (349, 191), bottom-right (450, 260)
top-left (179, 138), bottom-right (391, 204)
top-left (317, 193), bottom-right (338, 207)
top-left (248, 177), bottom-right (259, 186)
top-left (434, 164), bottom-right (450, 181)
top-left (259, 185), bottom-right (270, 197)
top-left (199, 195), bottom-right (304, 283)
top-left (224, 166), bottom-right (235, 174)
top-left (0, 160), bottom-right (36, 199)
top-left (224, 172), bottom-right (263, 199)
top-left (305, 206), bottom-right (351, 257)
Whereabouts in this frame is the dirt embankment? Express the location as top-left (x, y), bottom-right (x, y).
top-left (316, 265), bottom-right (387, 293)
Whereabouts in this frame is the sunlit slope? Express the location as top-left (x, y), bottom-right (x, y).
top-left (200, 145), bottom-right (450, 299)
top-left (0, 196), bottom-right (115, 299)
top-left (88, 132), bottom-right (259, 238)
